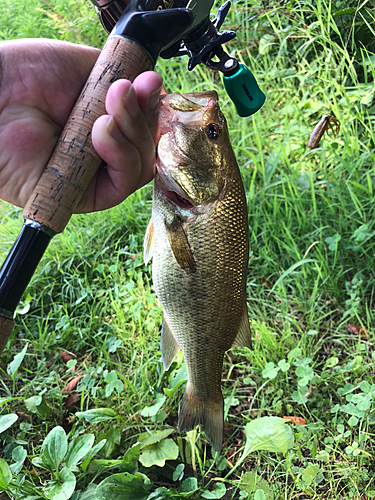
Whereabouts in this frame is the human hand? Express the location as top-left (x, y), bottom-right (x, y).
top-left (0, 38), bottom-right (162, 213)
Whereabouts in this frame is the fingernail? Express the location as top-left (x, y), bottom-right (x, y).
top-left (107, 116), bottom-right (124, 142)
top-left (123, 84), bottom-right (140, 117)
top-left (149, 85), bottom-right (163, 109)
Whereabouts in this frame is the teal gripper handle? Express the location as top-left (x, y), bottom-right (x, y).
top-left (223, 63), bottom-right (265, 117)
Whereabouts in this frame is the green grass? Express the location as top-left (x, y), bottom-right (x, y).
top-left (1, 0), bottom-right (375, 498)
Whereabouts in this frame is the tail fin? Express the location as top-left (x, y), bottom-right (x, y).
top-left (178, 385), bottom-right (224, 452)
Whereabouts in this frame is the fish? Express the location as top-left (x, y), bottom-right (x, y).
top-left (144, 91), bottom-right (251, 452)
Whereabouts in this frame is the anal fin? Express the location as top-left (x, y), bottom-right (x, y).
top-left (161, 314), bottom-right (180, 370)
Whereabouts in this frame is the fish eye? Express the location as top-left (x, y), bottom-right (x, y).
top-left (206, 123), bottom-right (221, 140)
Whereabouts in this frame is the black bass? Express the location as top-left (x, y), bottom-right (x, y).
top-left (144, 91), bottom-right (251, 452)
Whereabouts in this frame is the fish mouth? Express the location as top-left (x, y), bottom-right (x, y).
top-left (164, 190), bottom-right (194, 210)
top-left (162, 186), bottom-right (212, 215)
top-left (156, 164), bottom-right (196, 211)
top-left (157, 177), bottom-right (214, 215)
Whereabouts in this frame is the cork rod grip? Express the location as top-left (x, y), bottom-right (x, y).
top-left (23, 36), bottom-right (153, 234)
top-left (0, 317), bottom-right (14, 355)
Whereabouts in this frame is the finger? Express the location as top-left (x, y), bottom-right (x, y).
top-left (77, 113), bottom-right (145, 212)
top-left (131, 71), bottom-right (163, 143)
top-left (105, 72), bottom-right (163, 146)
top-left (104, 79), bottom-right (157, 186)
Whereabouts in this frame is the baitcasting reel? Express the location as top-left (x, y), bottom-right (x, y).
top-left (91, 0), bottom-right (265, 117)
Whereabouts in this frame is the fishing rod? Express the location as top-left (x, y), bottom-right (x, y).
top-left (0, 0), bottom-right (265, 355)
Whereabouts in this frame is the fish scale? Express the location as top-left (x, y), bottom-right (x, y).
top-left (144, 91), bottom-right (251, 452)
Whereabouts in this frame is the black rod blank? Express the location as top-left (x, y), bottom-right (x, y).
top-left (0, 220), bottom-right (54, 318)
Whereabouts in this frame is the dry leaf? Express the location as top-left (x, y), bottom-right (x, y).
top-left (64, 375), bottom-right (84, 393)
top-left (225, 351), bottom-right (234, 364)
top-left (65, 393), bottom-right (80, 408)
top-left (14, 410), bottom-right (31, 422)
top-left (261, 277), bottom-right (270, 288)
top-left (224, 424), bottom-right (235, 435)
top-left (346, 324), bottom-right (370, 339)
top-left (283, 416), bottom-right (307, 425)
top-left (59, 351), bottom-right (76, 363)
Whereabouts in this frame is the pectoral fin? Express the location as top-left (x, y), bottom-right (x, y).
top-left (144, 217), bottom-right (155, 265)
top-left (231, 305), bottom-right (253, 349)
top-left (161, 314), bottom-right (181, 370)
top-left (165, 217), bottom-right (196, 273)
